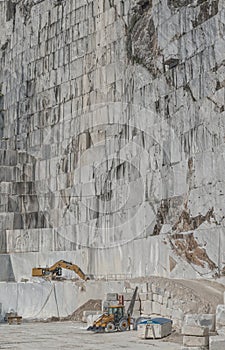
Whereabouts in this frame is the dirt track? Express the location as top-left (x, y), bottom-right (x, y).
top-left (177, 279), bottom-right (225, 307)
top-left (130, 277), bottom-right (225, 313)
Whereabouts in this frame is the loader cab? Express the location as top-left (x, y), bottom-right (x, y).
top-left (107, 306), bottom-right (124, 322)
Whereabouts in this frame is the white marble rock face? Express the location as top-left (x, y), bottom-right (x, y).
top-left (0, 0), bottom-right (225, 279)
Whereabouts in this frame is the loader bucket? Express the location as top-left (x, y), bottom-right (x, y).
top-left (94, 327), bottom-right (105, 333)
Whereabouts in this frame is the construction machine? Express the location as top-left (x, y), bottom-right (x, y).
top-left (32, 260), bottom-right (90, 281)
top-left (87, 286), bottom-right (138, 333)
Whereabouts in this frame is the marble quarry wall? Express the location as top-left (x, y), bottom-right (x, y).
top-left (0, 0), bottom-right (225, 281)
top-left (0, 280), bottom-right (125, 321)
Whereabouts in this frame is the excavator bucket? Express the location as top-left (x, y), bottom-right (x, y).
top-left (87, 326), bottom-right (96, 331)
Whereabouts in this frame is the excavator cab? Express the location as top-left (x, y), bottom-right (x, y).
top-left (32, 267), bottom-right (62, 277)
top-left (50, 267), bottom-right (62, 277)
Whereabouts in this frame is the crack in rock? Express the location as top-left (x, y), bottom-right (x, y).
top-left (170, 232), bottom-right (217, 270)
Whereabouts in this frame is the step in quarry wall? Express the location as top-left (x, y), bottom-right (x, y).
top-left (0, 280), bottom-right (125, 321)
top-left (0, 278), bottom-right (223, 325)
top-left (1, 0), bottom-right (225, 280)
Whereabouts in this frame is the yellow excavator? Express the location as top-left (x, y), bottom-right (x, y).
top-left (87, 287), bottom-right (138, 332)
top-left (32, 260), bottom-right (90, 281)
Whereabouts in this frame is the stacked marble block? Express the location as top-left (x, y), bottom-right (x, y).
top-left (121, 292), bottom-right (140, 317)
top-left (102, 293), bottom-right (119, 311)
top-left (209, 336), bottom-right (225, 350)
top-left (180, 301), bottom-right (225, 350)
top-left (215, 292), bottom-right (225, 331)
top-left (210, 294), bottom-right (225, 350)
top-left (181, 325), bottom-right (209, 350)
top-left (131, 282), bottom-right (182, 328)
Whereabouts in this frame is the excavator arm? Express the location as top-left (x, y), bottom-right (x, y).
top-left (32, 260), bottom-right (89, 281)
top-left (127, 286), bottom-right (138, 316)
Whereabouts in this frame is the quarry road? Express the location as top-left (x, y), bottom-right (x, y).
top-left (0, 321), bottom-right (181, 350)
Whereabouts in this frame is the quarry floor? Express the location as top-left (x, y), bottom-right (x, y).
top-left (0, 321), bottom-right (182, 349)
